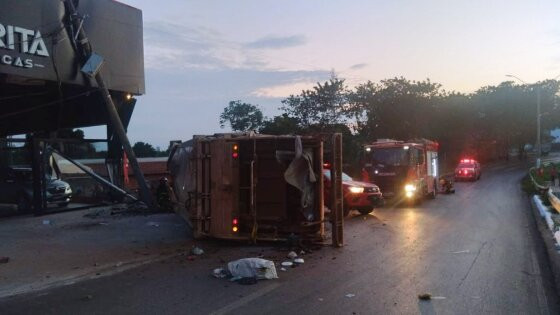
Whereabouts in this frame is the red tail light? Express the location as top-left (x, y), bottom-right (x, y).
top-left (232, 218), bottom-right (239, 232)
top-left (232, 144), bottom-right (239, 159)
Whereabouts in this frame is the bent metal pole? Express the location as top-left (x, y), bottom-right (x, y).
top-left (64, 0), bottom-right (153, 206)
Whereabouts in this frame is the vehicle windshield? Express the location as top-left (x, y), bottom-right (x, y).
top-left (323, 170), bottom-right (353, 181)
top-left (368, 147), bottom-right (409, 166)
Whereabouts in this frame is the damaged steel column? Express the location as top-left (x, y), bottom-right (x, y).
top-left (64, 0), bottom-right (153, 207)
top-left (330, 133), bottom-right (344, 247)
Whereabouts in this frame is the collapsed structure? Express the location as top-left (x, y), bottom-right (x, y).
top-left (0, 0), bottom-right (150, 213)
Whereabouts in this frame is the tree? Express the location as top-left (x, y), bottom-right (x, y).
top-left (219, 100), bottom-right (264, 132)
top-left (280, 78), bottom-right (349, 131)
top-left (356, 77), bottom-right (443, 140)
top-left (259, 114), bottom-right (301, 135)
top-left (132, 141), bottom-right (157, 158)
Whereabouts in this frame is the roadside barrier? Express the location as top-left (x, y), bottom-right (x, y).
top-left (548, 188), bottom-right (560, 214)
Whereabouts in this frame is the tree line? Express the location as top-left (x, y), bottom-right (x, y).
top-left (219, 76), bottom-right (560, 172)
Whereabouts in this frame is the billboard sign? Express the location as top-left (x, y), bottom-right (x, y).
top-left (0, 22), bottom-right (50, 69)
top-left (0, 0), bottom-right (145, 94)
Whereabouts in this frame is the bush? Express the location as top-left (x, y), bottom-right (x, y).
top-left (521, 174), bottom-right (538, 194)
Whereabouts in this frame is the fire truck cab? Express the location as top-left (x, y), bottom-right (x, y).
top-left (362, 139), bottom-right (439, 203)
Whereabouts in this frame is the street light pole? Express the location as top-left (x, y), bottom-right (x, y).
top-left (505, 74), bottom-right (543, 167)
top-left (536, 86), bottom-right (541, 164)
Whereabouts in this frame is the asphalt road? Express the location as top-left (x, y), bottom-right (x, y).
top-left (1, 161), bottom-right (559, 314)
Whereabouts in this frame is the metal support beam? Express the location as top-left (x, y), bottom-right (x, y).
top-left (330, 133), bottom-right (344, 247)
top-left (50, 148), bottom-right (138, 201)
top-left (64, 0), bottom-right (153, 207)
top-left (31, 137), bottom-right (47, 215)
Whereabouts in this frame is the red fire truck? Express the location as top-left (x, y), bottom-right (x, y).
top-left (361, 139), bottom-right (439, 203)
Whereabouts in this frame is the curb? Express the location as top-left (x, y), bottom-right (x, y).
top-left (0, 251), bottom-right (185, 300)
top-left (529, 195), bottom-right (560, 296)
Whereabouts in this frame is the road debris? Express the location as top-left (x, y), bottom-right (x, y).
top-left (418, 293), bottom-right (432, 300)
top-left (294, 258), bottom-right (305, 265)
top-left (42, 220), bottom-right (51, 225)
top-left (280, 267), bottom-right (287, 272)
top-left (191, 246), bottom-right (204, 256)
top-left (287, 251), bottom-right (298, 259)
top-left (213, 268), bottom-right (228, 278)
top-left (228, 258), bottom-right (278, 280)
top-left (0, 257), bottom-right (10, 264)
top-left (81, 294), bottom-right (93, 301)
top-left (345, 293), bottom-right (356, 298)
top-left (281, 261), bottom-right (293, 267)
top-left (146, 222), bottom-right (160, 227)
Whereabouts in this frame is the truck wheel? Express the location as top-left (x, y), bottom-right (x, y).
top-left (358, 207), bottom-right (374, 215)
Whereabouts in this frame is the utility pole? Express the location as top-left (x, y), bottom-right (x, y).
top-left (536, 86), bottom-right (541, 167)
top-left (64, 0), bottom-right (153, 206)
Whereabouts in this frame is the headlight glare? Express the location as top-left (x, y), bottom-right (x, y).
top-left (349, 186), bottom-right (364, 194)
top-left (404, 184), bottom-right (416, 192)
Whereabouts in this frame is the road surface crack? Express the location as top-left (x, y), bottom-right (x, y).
top-left (457, 241), bottom-right (487, 288)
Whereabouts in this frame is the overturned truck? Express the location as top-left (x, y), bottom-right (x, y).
top-left (168, 133), bottom-right (343, 243)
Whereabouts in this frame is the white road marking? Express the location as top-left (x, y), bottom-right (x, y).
top-left (209, 283), bottom-right (281, 315)
top-left (431, 296), bottom-right (446, 300)
top-left (451, 250), bottom-right (470, 254)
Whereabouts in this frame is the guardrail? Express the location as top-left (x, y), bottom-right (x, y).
top-left (529, 167), bottom-right (560, 214)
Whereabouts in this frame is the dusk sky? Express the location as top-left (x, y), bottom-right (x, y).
top-left (102, 0), bottom-right (560, 148)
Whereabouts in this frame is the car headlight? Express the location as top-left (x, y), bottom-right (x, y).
top-left (65, 186), bottom-right (72, 193)
top-left (404, 184), bottom-right (416, 192)
top-left (348, 186), bottom-right (364, 194)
